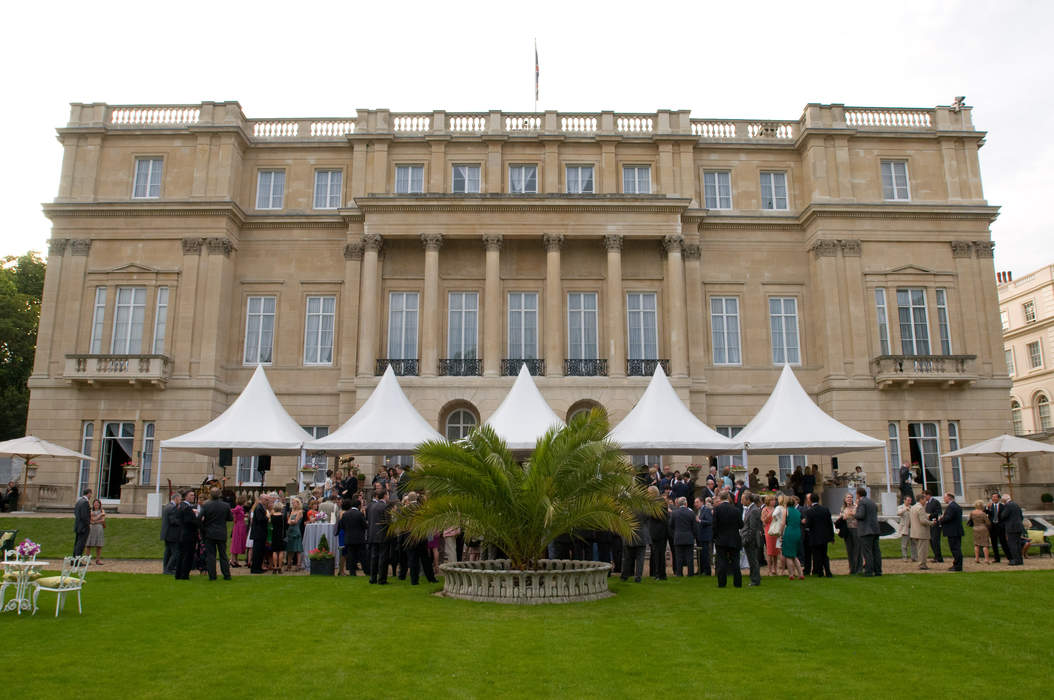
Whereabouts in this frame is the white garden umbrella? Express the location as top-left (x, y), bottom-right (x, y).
top-left (944, 434), bottom-right (1054, 499)
top-left (0, 436), bottom-right (92, 510)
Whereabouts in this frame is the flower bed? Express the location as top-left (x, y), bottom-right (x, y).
top-left (438, 559), bottom-right (612, 604)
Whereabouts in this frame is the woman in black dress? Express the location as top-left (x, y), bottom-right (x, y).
top-left (270, 500), bottom-right (287, 574)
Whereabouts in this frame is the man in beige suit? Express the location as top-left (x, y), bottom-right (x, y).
top-left (909, 494), bottom-right (933, 569)
top-left (897, 496), bottom-right (914, 561)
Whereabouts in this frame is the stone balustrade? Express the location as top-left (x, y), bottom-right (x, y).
top-left (870, 354), bottom-right (978, 389)
top-left (64, 354), bottom-right (172, 388)
top-left (439, 559), bottom-right (613, 604)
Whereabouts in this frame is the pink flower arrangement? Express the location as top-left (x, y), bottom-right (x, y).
top-left (16, 539), bottom-right (40, 558)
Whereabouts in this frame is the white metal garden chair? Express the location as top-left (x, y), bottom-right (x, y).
top-left (33, 555), bottom-right (91, 617)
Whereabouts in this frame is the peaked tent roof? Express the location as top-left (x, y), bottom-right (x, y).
top-left (484, 364), bottom-right (565, 451)
top-left (306, 365), bottom-right (443, 455)
top-left (735, 365), bottom-right (885, 455)
top-left (161, 365), bottom-right (313, 456)
top-left (608, 365), bottom-right (742, 454)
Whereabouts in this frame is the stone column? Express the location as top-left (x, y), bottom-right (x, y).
top-left (543, 233), bottom-right (564, 376)
top-left (604, 235), bottom-right (625, 378)
top-left (173, 238), bottom-right (203, 378)
top-left (357, 234), bottom-right (383, 377)
top-left (31, 238), bottom-right (67, 378)
top-left (482, 234), bottom-right (503, 377)
top-left (663, 234), bottom-right (689, 377)
top-left (199, 237), bottom-right (235, 380)
top-left (340, 242), bottom-right (363, 379)
top-left (807, 239), bottom-right (844, 373)
top-left (60, 240), bottom-right (92, 365)
top-left (420, 233), bottom-right (443, 377)
top-left (683, 241), bottom-right (705, 378)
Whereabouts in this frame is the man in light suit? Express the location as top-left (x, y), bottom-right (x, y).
top-left (1001, 494), bottom-right (1025, 566)
top-left (198, 487), bottom-right (233, 581)
top-left (853, 487), bottom-right (882, 576)
top-left (739, 492), bottom-right (764, 586)
top-left (668, 497), bottom-right (696, 576)
top-left (161, 492), bottom-right (182, 574)
top-left (711, 490), bottom-right (743, 588)
top-left (939, 493), bottom-right (964, 571)
top-left (909, 494), bottom-right (933, 569)
top-left (73, 488), bottom-right (92, 556)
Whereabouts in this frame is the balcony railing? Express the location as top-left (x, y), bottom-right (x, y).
top-left (501, 359), bottom-right (545, 376)
top-left (64, 354), bottom-right (171, 388)
top-left (627, 359), bottom-right (670, 377)
top-left (564, 359), bottom-right (608, 377)
top-left (870, 354), bottom-right (978, 389)
top-left (376, 359), bottom-right (419, 376)
top-left (438, 358), bottom-right (482, 377)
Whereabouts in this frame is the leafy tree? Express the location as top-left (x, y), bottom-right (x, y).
top-left (392, 408), bottom-right (661, 570)
top-left (0, 252), bottom-right (45, 440)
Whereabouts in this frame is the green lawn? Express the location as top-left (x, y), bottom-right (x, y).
top-left (1, 570), bottom-right (1051, 698)
top-left (0, 516), bottom-right (161, 559)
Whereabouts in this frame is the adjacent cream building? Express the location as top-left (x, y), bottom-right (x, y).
top-left (27, 100), bottom-right (1013, 511)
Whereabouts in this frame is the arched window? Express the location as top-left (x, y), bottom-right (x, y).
top-left (1011, 400), bottom-right (1024, 436)
top-left (566, 399), bottom-right (605, 424)
top-left (445, 408), bottom-right (477, 441)
top-left (1036, 394), bottom-right (1052, 432)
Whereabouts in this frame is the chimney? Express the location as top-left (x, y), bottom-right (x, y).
top-left (996, 271), bottom-right (1013, 284)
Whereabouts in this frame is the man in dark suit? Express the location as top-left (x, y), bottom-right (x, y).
top-left (805, 494), bottom-right (834, 577)
top-left (249, 494), bottom-right (270, 574)
top-left (739, 492), bottom-right (763, 586)
top-left (986, 492), bottom-right (1007, 563)
top-left (337, 498), bottom-right (368, 576)
top-left (175, 490), bottom-right (201, 580)
top-left (73, 488), bottom-right (92, 556)
top-left (854, 487), bottom-right (882, 576)
top-left (668, 497), bottom-right (695, 576)
top-left (198, 487), bottom-right (233, 580)
top-left (924, 489), bottom-right (944, 563)
top-left (899, 463), bottom-right (914, 501)
top-left (161, 492), bottom-right (182, 575)
top-left (712, 490), bottom-right (743, 588)
top-left (366, 488), bottom-right (390, 584)
top-left (1001, 494), bottom-right (1025, 566)
top-left (621, 508), bottom-right (651, 583)
top-left (693, 496), bottom-right (713, 576)
top-left (939, 493), bottom-right (964, 571)
top-left (646, 487), bottom-right (668, 580)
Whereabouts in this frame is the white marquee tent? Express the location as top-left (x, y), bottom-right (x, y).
top-left (608, 364), bottom-right (742, 454)
top-left (484, 364), bottom-right (565, 451)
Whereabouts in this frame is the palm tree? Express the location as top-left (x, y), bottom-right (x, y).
top-left (391, 408), bottom-right (662, 571)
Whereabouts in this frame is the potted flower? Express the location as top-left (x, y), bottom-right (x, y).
top-left (16, 539), bottom-right (41, 559)
top-left (308, 534), bottom-right (335, 575)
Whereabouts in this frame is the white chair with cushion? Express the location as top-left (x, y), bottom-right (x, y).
top-left (33, 555), bottom-right (91, 617)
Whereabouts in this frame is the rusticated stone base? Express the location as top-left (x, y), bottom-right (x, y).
top-left (438, 559), bottom-right (613, 604)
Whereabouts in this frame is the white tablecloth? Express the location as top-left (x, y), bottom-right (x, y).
top-left (302, 523), bottom-right (340, 571)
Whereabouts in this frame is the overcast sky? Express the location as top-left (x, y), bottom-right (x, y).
top-left (3, 0), bottom-right (1051, 277)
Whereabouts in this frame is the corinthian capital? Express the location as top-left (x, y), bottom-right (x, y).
top-left (47, 238), bottom-right (68, 256)
top-left (603, 234), bottom-right (623, 251)
top-left (482, 234), bottom-right (503, 252)
top-left (662, 234), bottom-right (685, 253)
top-left (362, 233), bottom-right (383, 253)
top-left (344, 242), bottom-right (364, 261)
top-left (543, 233), bottom-right (565, 252)
top-left (205, 237), bottom-right (233, 257)
top-left (420, 233), bottom-right (444, 251)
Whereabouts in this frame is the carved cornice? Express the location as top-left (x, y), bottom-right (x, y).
top-left (972, 240), bottom-right (995, 258)
top-left (362, 233), bottom-right (384, 253)
top-left (420, 233), bottom-right (444, 251)
top-left (602, 234), bottom-right (623, 251)
top-left (838, 239), bottom-right (862, 256)
top-left (808, 239), bottom-right (840, 258)
top-left (205, 237), bottom-right (234, 257)
top-left (42, 200), bottom-right (247, 226)
top-left (950, 240), bottom-right (973, 258)
top-left (47, 238), bottom-right (68, 256)
top-left (482, 234), bottom-right (503, 252)
top-left (662, 234), bottom-right (684, 253)
top-left (682, 243), bottom-right (701, 261)
top-left (344, 242), bottom-right (364, 261)
top-left (181, 237), bottom-right (204, 255)
top-left (354, 195), bottom-right (692, 216)
top-left (543, 233), bottom-right (565, 252)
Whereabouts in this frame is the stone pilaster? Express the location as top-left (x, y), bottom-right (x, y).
top-left (482, 234), bottom-right (503, 377)
top-left (663, 234), bottom-right (688, 377)
top-left (604, 235), bottom-right (625, 377)
top-left (543, 233), bottom-right (564, 376)
top-left (357, 234), bottom-right (383, 376)
top-left (420, 233), bottom-right (444, 377)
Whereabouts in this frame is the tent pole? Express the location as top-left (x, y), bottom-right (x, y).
top-left (299, 448), bottom-right (306, 492)
top-left (155, 447), bottom-right (163, 494)
top-left (741, 449), bottom-right (748, 472)
top-left (884, 444), bottom-right (891, 494)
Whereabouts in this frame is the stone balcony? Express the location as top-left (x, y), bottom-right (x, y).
top-left (870, 354), bottom-right (978, 389)
top-left (64, 354), bottom-right (171, 388)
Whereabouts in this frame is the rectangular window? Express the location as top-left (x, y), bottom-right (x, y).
top-left (760, 171), bottom-right (788, 210)
top-left (236, 456), bottom-right (263, 486)
top-left (935, 289), bottom-right (952, 355)
top-left (111, 286), bottom-right (146, 354)
top-left (244, 296), bottom-right (276, 364)
top-left (769, 297), bottom-right (801, 365)
top-left (875, 288), bottom-right (890, 355)
top-left (948, 421), bottom-right (964, 498)
top-left (77, 421), bottom-right (94, 496)
top-left (302, 426), bottom-right (330, 483)
top-left (716, 426), bottom-right (743, 469)
top-left (703, 171), bottom-right (732, 209)
top-left (447, 292), bottom-right (479, 359)
top-left (395, 165), bottom-right (424, 194)
top-left (313, 170), bottom-right (343, 209)
top-left (508, 292), bottom-right (538, 359)
top-left (710, 297), bottom-right (741, 365)
top-left (132, 158), bottom-right (162, 199)
top-left (1005, 348), bottom-right (1015, 376)
top-left (896, 288), bottom-right (930, 355)
top-left (1028, 340), bottom-right (1043, 369)
top-left (626, 292), bottom-right (658, 360)
top-left (566, 165), bottom-right (595, 194)
top-left (567, 292), bottom-right (598, 359)
top-left (509, 165), bottom-right (538, 194)
top-left (1001, 310), bottom-right (1009, 331)
top-left (1023, 301), bottom-right (1036, 323)
top-left (304, 296), bottom-right (336, 365)
top-left (452, 164), bottom-right (481, 193)
top-left (99, 422), bottom-right (134, 500)
top-left (907, 422), bottom-right (942, 495)
top-left (881, 160), bottom-right (910, 200)
top-left (141, 421), bottom-right (155, 486)
top-left (255, 170), bottom-right (285, 209)
top-left (152, 287), bottom-right (168, 354)
top-left (622, 166), bottom-right (651, 194)
top-left (888, 422), bottom-right (900, 472)
top-left (90, 287), bottom-right (107, 354)
top-left (388, 292), bottom-right (419, 359)
top-left (778, 455), bottom-right (807, 483)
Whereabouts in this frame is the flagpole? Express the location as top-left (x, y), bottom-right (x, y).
top-left (534, 39), bottom-right (539, 113)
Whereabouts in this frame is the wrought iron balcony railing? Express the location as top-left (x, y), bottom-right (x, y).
top-left (502, 359), bottom-right (545, 376)
top-left (627, 358), bottom-right (670, 376)
top-left (438, 358), bottom-right (482, 377)
top-left (376, 359), bottom-right (419, 376)
top-left (564, 359), bottom-right (608, 377)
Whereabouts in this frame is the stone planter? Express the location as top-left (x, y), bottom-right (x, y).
top-left (438, 559), bottom-right (612, 604)
top-left (309, 557), bottom-right (335, 576)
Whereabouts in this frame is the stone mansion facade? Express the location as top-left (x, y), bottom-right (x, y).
top-left (26, 100), bottom-right (1012, 511)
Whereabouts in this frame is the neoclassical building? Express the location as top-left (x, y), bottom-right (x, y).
top-left (1001, 264), bottom-right (1054, 436)
top-left (27, 100), bottom-right (1012, 511)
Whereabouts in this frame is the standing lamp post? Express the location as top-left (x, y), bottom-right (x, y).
top-left (1002, 459), bottom-right (1016, 500)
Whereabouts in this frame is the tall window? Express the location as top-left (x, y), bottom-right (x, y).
top-left (302, 426), bottom-right (330, 483)
top-left (132, 158), bottom-right (163, 199)
top-left (622, 166), bottom-right (651, 194)
top-left (896, 288), bottom-right (930, 355)
top-left (77, 421), bottom-right (94, 496)
top-left (1005, 348), bottom-right (1015, 375)
top-left (313, 170), bottom-right (342, 209)
top-left (778, 455), bottom-right (807, 483)
top-left (237, 456), bottom-right (263, 485)
top-left (1011, 400), bottom-right (1024, 435)
top-left (703, 171), bottom-right (732, 209)
top-left (907, 422), bottom-right (942, 494)
top-left (99, 422), bottom-right (134, 500)
top-left (256, 170), bottom-right (285, 209)
top-left (304, 296), bottom-right (336, 365)
top-left (1000, 310), bottom-right (1009, 331)
top-left (888, 422), bottom-right (901, 471)
top-left (90, 287), bottom-right (107, 354)
top-left (875, 288), bottom-right (890, 355)
top-left (395, 165), bottom-right (424, 194)
top-left (626, 292), bottom-right (658, 360)
top-left (566, 165), bottom-right (595, 194)
top-left (1037, 395), bottom-right (1052, 431)
top-left (447, 292), bottom-right (478, 359)
top-left (935, 288), bottom-right (952, 355)
top-left (716, 426), bottom-right (743, 469)
top-left (111, 286), bottom-right (146, 354)
top-left (769, 297), bottom-right (800, 365)
top-left (509, 165), bottom-right (538, 194)
top-left (711, 297), bottom-right (741, 365)
top-left (508, 292), bottom-right (538, 359)
top-left (760, 171), bottom-right (788, 209)
top-left (1023, 301), bottom-right (1036, 323)
top-left (452, 165), bottom-right (481, 193)
top-left (881, 160), bottom-right (910, 200)
top-left (388, 292), bottom-right (419, 359)
top-left (244, 296), bottom-right (276, 364)
top-left (947, 421), bottom-right (964, 498)
top-left (567, 292), bottom-right (598, 359)
top-left (141, 422), bottom-right (155, 486)
top-left (445, 409), bottom-right (477, 441)
top-left (1028, 340), bottom-right (1043, 369)
top-left (152, 287), bottom-right (168, 354)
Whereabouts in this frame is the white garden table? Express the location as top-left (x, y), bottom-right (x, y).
top-left (2, 560), bottom-right (48, 615)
